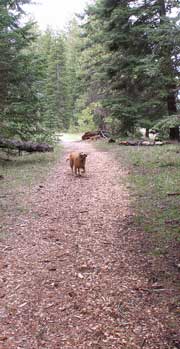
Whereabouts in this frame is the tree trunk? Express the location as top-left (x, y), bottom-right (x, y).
top-left (0, 138), bottom-right (54, 154)
top-left (159, 0), bottom-right (166, 17)
top-left (169, 127), bottom-right (180, 141)
top-left (145, 128), bottom-right (149, 138)
top-left (167, 89), bottom-right (177, 115)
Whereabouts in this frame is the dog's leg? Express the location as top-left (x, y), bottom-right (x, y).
top-left (77, 168), bottom-right (81, 176)
top-left (70, 159), bottom-right (74, 173)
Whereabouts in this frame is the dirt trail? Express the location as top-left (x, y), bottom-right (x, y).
top-left (0, 140), bottom-right (177, 348)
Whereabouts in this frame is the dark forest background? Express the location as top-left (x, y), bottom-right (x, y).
top-left (1, 0), bottom-right (180, 142)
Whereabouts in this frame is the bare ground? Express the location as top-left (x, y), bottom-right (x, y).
top-left (0, 140), bottom-right (179, 349)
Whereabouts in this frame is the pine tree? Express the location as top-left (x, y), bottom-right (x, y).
top-left (79, 0), bottom-right (180, 134)
top-left (0, 0), bottom-right (32, 112)
top-left (38, 29), bottom-right (69, 131)
top-left (76, 5), bottom-right (110, 130)
top-left (65, 19), bottom-right (82, 129)
top-left (0, 0), bottom-right (49, 140)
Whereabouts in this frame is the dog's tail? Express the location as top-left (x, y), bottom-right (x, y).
top-left (66, 158), bottom-right (69, 162)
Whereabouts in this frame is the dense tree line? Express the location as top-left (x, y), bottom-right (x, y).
top-left (0, 0), bottom-right (180, 141)
top-left (0, 0), bottom-right (80, 142)
top-left (0, 0), bottom-right (41, 140)
top-left (79, 0), bottom-right (180, 135)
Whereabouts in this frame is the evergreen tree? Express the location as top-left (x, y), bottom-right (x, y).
top-left (76, 5), bottom-right (110, 131)
top-left (65, 19), bottom-right (82, 129)
top-left (79, 0), bottom-right (180, 134)
top-left (0, 0), bottom-right (49, 140)
top-left (0, 0), bottom-right (32, 112)
top-left (44, 30), bottom-right (67, 130)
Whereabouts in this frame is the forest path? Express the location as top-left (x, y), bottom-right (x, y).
top-left (0, 139), bottom-right (173, 348)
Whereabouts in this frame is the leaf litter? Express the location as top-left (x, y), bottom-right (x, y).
top-left (0, 140), bottom-right (179, 349)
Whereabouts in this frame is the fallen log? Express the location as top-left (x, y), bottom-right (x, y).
top-left (82, 131), bottom-right (99, 140)
top-left (118, 140), bottom-right (166, 146)
top-left (118, 140), bottom-right (139, 146)
top-left (88, 135), bottom-right (101, 141)
top-left (0, 137), bottom-right (54, 154)
top-left (82, 130), bottom-right (110, 140)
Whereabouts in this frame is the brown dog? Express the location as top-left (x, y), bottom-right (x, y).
top-left (67, 152), bottom-right (87, 175)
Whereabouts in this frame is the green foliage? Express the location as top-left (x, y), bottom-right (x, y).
top-left (154, 115), bottom-right (180, 138)
top-left (0, 3), bottom-right (80, 142)
top-left (0, 0), bottom-right (53, 141)
top-left (76, 106), bottom-right (96, 132)
top-left (64, 19), bottom-right (82, 129)
top-left (40, 30), bottom-right (68, 131)
top-left (36, 20), bottom-right (82, 133)
top-left (1, 0), bottom-right (180, 141)
top-left (155, 115), bottom-right (180, 129)
top-left (78, 0), bottom-right (180, 135)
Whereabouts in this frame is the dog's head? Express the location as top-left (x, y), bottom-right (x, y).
top-left (79, 152), bottom-right (88, 162)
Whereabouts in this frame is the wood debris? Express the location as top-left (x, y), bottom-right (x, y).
top-left (0, 139), bottom-right (179, 348)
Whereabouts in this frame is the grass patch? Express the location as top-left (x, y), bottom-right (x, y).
top-left (0, 145), bottom-right (62, 188)
top-left (0, 145), bottom-right (63, 238)
top-left (96, 141), bottom-right (180, 249)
